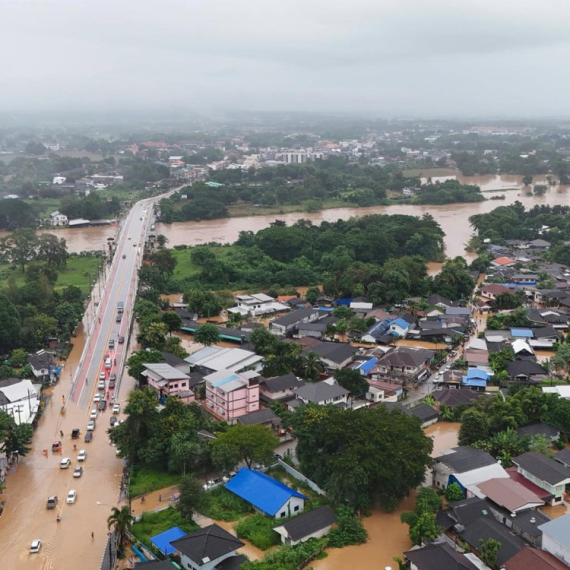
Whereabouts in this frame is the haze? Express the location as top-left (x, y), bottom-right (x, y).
top-left (2, 0), bottom-right (570, 117)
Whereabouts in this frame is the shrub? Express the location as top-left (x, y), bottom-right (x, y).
top-left (235, 514), bottom-right (280, 550)
top-left (201, 486), bottom-right (252, 522)
top-left (327, 506), bottom-right (368, 548)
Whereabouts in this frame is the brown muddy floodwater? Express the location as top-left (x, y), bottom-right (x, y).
top-left (154, 174), bottom-right (570, 259)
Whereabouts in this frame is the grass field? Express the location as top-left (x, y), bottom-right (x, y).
top-left (227, 198), bottom-right (351, 218)
top-left (24, 197), bottom-right (61, 218)
top-left (132, 508), bottom-right (199, 550)
top-left (0, 255), bottom-right (100, 293)
top-left (129, 467), bottom-right (182, 497)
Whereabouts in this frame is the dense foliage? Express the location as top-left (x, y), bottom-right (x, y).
top-left (291, 404), bottom-right (433, 512)
top-left (412, 179), bottom-right (484, 205)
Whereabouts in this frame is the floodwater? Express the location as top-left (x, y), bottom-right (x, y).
top-left (312, 423), bottom-right (459, 570)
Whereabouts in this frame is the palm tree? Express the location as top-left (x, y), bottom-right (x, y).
top-left (107, 506), bottom-right (133, 546)
top-left (298, 351), bottom-right (324, 382)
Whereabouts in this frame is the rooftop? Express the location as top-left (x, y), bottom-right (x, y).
top-left (404, 543), bottom-right (478, 570)
top-left (142, 363), bottom-right (190, 381)
top-left (539, 514), bottom-right (570, 550)
top-left (476, 478), bottom-right (543, 512)
top-left (274, 506), bottom-right (337, 542)
top-left (295, 380), bottom-right (349, 403)
top-left (513, 452), bottom-right (570, 486)
top-left (503, 547), bottom-right (569, 570)
top-left (435, 446), bottom-right (496, 473)
top-left (170, 524), bottom-right (244, 565)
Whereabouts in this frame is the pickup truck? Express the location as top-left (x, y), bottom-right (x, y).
top-left (71, 428), bottom-right (80, 439)
top-left (46, 496), bottom-right (58, 509)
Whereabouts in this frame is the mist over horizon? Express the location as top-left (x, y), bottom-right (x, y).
top-left (3, 0), bottom-right (570, 119)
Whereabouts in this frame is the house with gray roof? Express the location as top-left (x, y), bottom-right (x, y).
top-left (308, 341), bottom-right (358, 370)
top-left (433, 446), bottom-right (499, 490)
top-left (512, 452), bottom-right (570, 505)
top-left (142, 363), bottom-right (195, 403)
top-left (259, 373), bottom-right (304, 403)
top-left (274, 506), bottom-right (337, 546)
top-left (539, 515), bottom-right (570, 565)
top-left (404, 542), bottom-right (478, 570)
top-left (375, 347), bottom-right (434, 385)
top-left (269, 308), bottom-right (319, 336)
top-left (288, 379), bottom-right (349, 409)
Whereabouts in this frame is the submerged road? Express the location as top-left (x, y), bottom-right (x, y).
top-left (0, 197), bottom-right (159, 569)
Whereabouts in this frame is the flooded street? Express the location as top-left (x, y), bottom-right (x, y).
top-left (424, 422), bottom-right (460, 456)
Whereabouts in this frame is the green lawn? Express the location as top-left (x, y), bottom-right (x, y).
top-left (24, 198), bottom-right (62, 218)
top-left (0, 255), bottom-right (100, 293)
top-left (132, 508), bottom-right (199, 550)
top-left (129, 467), bottom-right (182, 497)
top-left (201, 486), bottom-right (253, 522)
top-left (171, 248), bottom-right (201, 282)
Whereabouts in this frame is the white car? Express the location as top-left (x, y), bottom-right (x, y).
top-left (77, 450), bottom-right (87, 462)
top-left (98, 381), bottom-right (105, 390)
top-left (66, 490), bottom-right (77, 504)
top-left (60, 458), bottom-right (71, 469)
top-left (93, 393), bottom-right (102, 402)
top-left (86, 421), bottom-right (95, 431)
top-left (112, 404), bottom-right (120, 414)
top-left (99, 372), bottom-right (106, 380)
top-left (30, 539), bottom-right (42, 554)
top-left (90, 409), bottom-right (98, 420)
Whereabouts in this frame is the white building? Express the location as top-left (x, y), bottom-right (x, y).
top-left (52, 176), bottom-right (66, 185)
top-left (539, 515), bottom-right (570, 565)
top-left (228, 293), bottom-right (290, 317)
top-left (50, 211), bottom-right (68, 226)
top-left (0, 379), bottom-right (41, 425)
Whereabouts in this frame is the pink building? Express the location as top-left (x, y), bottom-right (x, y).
top-left (205, 369), bottom-right (260, 422)
top-left (142, 362), bottom-right (196, 404)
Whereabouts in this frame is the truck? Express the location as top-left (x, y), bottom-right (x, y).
top-left (117, 301), bottom-right (124, 314)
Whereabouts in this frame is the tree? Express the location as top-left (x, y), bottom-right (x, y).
top-left (403, 511), bottom-right (439, 545)
top-left (162, 312), bottom-right (182, 334)
top-left (194, 323), bottom-right (220, 347)
top-left (138, 321), bottom-right (168, 350)
top-left (9, 348), bottom-right (28, 368)
top-left (528, 434), bottom-right (554, 458)
top-left (415, 487), bottom-right (443, 515)
top-left (150, 249), bottom-right (177, 278)
top-left (248, 327), bottom-right (279, 355)
top-left (333, 306), bottom-right (354, 319)
top-left (169, 434), bottom-right (201, 475)
top-left (522, 175), bottom-right (533, 186)
top-left (126, 349), bottom-right (164, 382)
top-left (163, 336), bottom-right (189, 358)
top-left (444, 482), bottom-right (465, 502)
top-left (210, 425), bottom-right (278, 471)
top-left (305, 287), bottom-right (320, 304)
top-left (107, 506), bottom-right (133, 547)
top-left (292, 405), bottom-right (433, 512)
top-left (334, 368), bottom-right (369, 397)
top-left (184, 289), bottom-right (224, 317)
top-left (0, 228), bottom-right (38, 271)
top-left (534, 184), bottom-right (547, 196)
top-left (489, 346), bottom-right (515, 375)
top-left (156, 234), bottom-right (168, 249)
top-left (36, 234), bottom-right (68, 267)
top-left (488, 428), bottom-right (525, 459)
top-left (296, 351), bottom-right (324, 382)
top-left (327, 506), bottom-right (368, 547)
top-left (1, 420), bottom-right (33, 457)
top-left (479, 538), bottom-right (501, 568)
top-left (458, 409), bottom-right (491, 446)
top-left (178, 475), bottom-right (209, 519)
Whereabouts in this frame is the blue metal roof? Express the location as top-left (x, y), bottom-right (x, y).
top-left (335, 298), bottom-right (353, 306)
top-left (353, 358), bottom-right (378, 375)
top-left (462, 378), bottom-right (487, 387)
top-left (465, 368), bottom-right (490, 380)
top-left (510, 328), bottom-right (533, 338)
top-left (225, 469), bottom-right (308, 516)
top-left (151, 526), bottom-right (187, 556)
top-left (392, 318), bottom-right (410, 330)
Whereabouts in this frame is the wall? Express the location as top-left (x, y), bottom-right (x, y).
top-left (542, 534), bottom-right (570, 566)
top-left (276, 459), bottom-right (325, 495)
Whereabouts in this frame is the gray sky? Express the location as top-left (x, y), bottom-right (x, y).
top-left (2, 0), bottom-right (570, 117)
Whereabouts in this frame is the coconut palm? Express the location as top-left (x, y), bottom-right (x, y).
top-left (107, 506), bottom-right (133, 546)
top-left (297, 351), bottom-right (324, 382)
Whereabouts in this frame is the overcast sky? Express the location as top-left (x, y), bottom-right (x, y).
top-left (2, 0), bottom-right (570, 117)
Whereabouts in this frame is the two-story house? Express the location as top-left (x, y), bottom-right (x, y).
top-left (512, 452), bottom-right (570, 506)
top-left (204, 369), bottom-right (259, 422)
top-left (259, 373), bottom-right (304, 404)
top-left (50, 211), bottom-right (68, 226)
top-left (228, 293), bottom-right (290, 317)
top-left (375, 347), bottom-right (434, 385)
top-left (142, 363), bottom-right (195, 403)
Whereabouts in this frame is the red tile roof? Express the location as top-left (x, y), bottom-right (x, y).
top-left (503, 546), bottom-right (568, 570)
top-left (493, 257), bottom-right (516, 265)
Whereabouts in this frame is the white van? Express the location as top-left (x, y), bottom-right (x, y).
top-left (105, 357), bottom-right (112, 369)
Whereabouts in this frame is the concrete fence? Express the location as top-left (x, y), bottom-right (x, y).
top-left (276, 459), bottom-right (325, 495)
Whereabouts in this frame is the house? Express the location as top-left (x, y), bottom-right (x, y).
top-left (273, 506), bottom-right (337, 546)
top-left (531, 326), bottom-right (563, 348)
top-left (142, 363), bottom-right (195, 403)
top-left (461, 368), bottom-right (490, 391)
top-left (237, 408), bottom-right (279, 428)
top-left (387, 402), bottom-right (439, 428)
top-left (0, 378), bottom-right (40, 425)
top-left (404, 542), bottom-right (479, 570)
top-left (480, 282), bottom-right (514, 300)
top-left (432, 389), bottom-right (482, 409)
top-left (503, 547), bottom-right (569, 570)
top-left (375, 347), bottom-right (434, 385)
top-left (365, 379), bottom-right (402, 403)
top-left (463, 349), bottom-right (489, 368)
top-left (459, 517), bottom-right (525, 567)
top-left (512, 452), bottom-right (570, 505)
top-left (134, 561), bottom-right (179, 570)
top-left (187, 347), bottom-right (263, 376)
top-left (389, 317), bottom-right (412, 337)
top-left (291, 379), bottom-right (349, 408)
top-left (512, 338), bottom-right (535, 357)
top-left (204, 370), bottom-right (259, 422)
top-left (555, 448), bottom-right (570, 468)
top-left (28, 350), bottom-right (56, 383)
top-left (433, 446), bottom-right (503, 490)
top-left (229, 294), bottom-right (290, 317)
top-left (491, 256), bottom-right (517, 267)
top-left (269, 308), bottom-right (319, 336)
top-left (259, 373), bottom-right (303, 403)
top-left (517, 422), bottom-right (560, 442)
top-left (297, 316), bottom-right (338, 339)
top-left (506, 360), bottom-right (548, 383)
top-left (161, 352), bottom-right (192, 375)
top-left (170, 524), bottom-right (244, 570)
top-left (445, 306), bottom-right (471, 317)
top-left (309, 342), bottom-right (358, 370)
top-left (427, 294), bottom-right (456, 308)
top-left (225, 468), bottom-right (308, 518)
top-left (50, 210), bottom-right (68, 226)
top-left (539, 515), bottom-right (570, 565)
top-left (475, 478), bottom-right (544, 513)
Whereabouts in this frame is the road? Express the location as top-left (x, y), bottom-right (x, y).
top-left (0, 197), bottom-right (158, 570)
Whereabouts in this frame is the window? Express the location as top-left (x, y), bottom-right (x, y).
top-left (294, 505), bottom-right (299, 512)
top-left (280, 511), bottom-right (286, 518)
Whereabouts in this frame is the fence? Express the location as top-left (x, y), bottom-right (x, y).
top-left (276, 459), bottom-right (325, 495)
